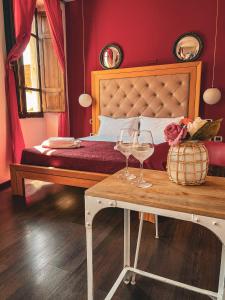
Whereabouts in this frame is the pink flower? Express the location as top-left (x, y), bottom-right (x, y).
top-left (164, 123), bottom-right (187, 146)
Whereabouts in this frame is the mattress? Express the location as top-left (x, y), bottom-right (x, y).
top-left (21, 140), bottom-right (169, 174)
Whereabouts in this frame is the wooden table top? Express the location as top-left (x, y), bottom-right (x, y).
top-left (85, 168), bottom-right (225, 220)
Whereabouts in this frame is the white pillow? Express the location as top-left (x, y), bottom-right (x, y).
top-left (98, 115), bottom-right (139, 137)
top-left (139, 116), bottom-right (183, 144)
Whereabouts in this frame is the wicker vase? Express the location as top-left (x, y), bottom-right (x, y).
top-left (167, 141), bottom-right (209, 185)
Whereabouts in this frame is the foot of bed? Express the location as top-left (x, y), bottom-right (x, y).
top-left (10, 165), bottom-right (25, 197)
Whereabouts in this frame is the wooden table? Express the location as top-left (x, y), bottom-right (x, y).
top-left (85, 168), bottom-right (225, 300)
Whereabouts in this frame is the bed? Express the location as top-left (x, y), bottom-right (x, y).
top-left (20, 141), bottom-right (170, 174)
top-left (10, 61), bottom-right (202, 198)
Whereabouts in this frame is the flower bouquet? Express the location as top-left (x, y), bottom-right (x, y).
top-left (164, 117), bottom-right (222, 146)
top-left (164, 117), bottom-right (222, 186)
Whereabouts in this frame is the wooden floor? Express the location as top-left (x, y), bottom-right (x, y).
top-left (0, 183), bottom-right (221, 300)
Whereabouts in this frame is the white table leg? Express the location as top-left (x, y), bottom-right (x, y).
top-left (124, 209), bottom-right (131, 284)
top-left (86, 223), bottom-right (94, 300)
top-left (218, 244), bottom-right (225, 300)
top-left (131, 212), bottom-right (144, 285)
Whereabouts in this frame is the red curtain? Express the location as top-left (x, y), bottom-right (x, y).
top-left (5, 0), bottom-right (36, 162)
top-left (44, 0), bottom-right (70, 137)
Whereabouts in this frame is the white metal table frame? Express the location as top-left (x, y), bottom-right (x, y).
top-left (85, 195), bottom-right (225, 300)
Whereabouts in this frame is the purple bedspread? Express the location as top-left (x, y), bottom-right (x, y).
top-left (21, 141), bottom-right (170, 174)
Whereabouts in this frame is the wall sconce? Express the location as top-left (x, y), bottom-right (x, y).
top-left (78, 0), bottom-right (92, 108)
top-left (203, 88), bottom-right (221, 105)
top-left (79, 93), bottom-right (92, 107)
top-left (203, 0), bottom-right (221, 105)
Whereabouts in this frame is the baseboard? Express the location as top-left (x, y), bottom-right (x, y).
top-left (0, 180), bottom-right (11, 191)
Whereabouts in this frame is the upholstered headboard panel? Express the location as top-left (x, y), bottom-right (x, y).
top-left (99, 74), bottom-right (189, 118)
top-left (91, 62), bottom-right (202, 134)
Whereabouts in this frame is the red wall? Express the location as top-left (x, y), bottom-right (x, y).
top-left (66, 0), bottom-right (225, 139)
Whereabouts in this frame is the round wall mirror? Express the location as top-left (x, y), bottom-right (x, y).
top-left (100, 44), bottom-right (123, 69)
top-left (173, 33), bottom-right (203, 62)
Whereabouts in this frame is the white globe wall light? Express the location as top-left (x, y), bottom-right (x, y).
top-left (203, 0), bottom-right (221, 105)
top-left (203, 88), bottom-right (221, 105)
top-left (78, 0), bottom-right (92, 108)
top-left (79, 93), bottom-right (92, 108)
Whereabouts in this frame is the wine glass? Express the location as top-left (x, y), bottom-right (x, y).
top-left (115, 128), bottom-right (136, 180)
top-left (132, 130), bottom-right (154, 188)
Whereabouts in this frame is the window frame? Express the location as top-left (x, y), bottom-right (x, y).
top-left (17, 9), bottom-right (43, 118)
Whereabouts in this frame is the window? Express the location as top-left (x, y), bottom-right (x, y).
top-left (3, 0), bottom-right (66, 118)
top-left (18, 10), bottom-right (43, 118)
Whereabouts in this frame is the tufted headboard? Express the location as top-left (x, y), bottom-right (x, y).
top-left (91, 61), bottom-right (202, 134)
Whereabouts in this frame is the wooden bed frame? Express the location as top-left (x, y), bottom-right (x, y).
top-left (10, 61), bottom-right (202, 199)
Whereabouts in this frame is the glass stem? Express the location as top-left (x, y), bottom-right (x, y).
top-left (125, 156), bottom-right (129, 176)
top-left (139, 161), bottom-right (144, 183)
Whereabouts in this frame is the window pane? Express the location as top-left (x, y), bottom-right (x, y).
top-left (22, 36), bottom-right (39, 89)
top-left (25, 90), bottom-right (41, 113)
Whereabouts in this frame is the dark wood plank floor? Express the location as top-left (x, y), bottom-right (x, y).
top-left (0, 183), bottom-right (221, 300)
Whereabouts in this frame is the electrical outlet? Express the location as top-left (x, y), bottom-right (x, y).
top-left (213, 136), bottom-right (223, 142)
